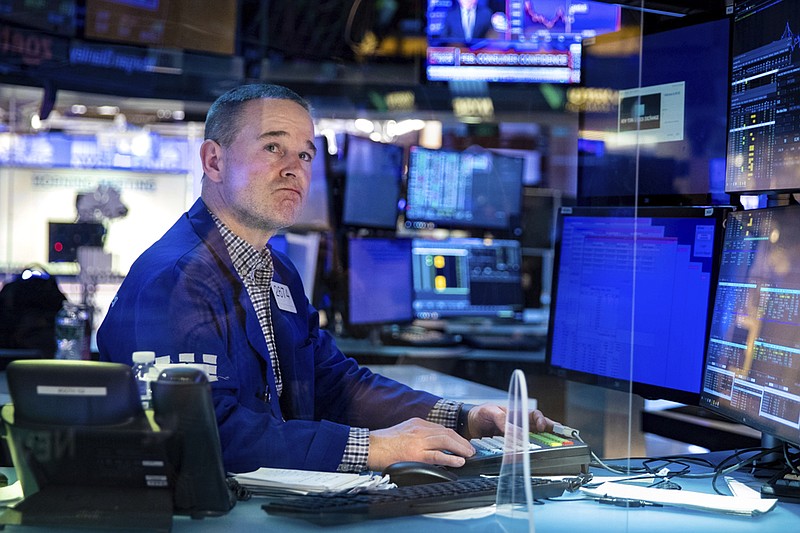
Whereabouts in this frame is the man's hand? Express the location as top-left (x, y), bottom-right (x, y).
top-left (366, 418), bottom-right (476, 471)
top-left (465, 404), bottom-right (556, 440)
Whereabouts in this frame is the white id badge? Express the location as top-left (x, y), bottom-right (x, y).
top-left (271, 281), bottom-right (297, 313)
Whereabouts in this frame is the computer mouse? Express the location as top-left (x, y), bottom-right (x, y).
top-left (382, 461), bottom-right (459, 487)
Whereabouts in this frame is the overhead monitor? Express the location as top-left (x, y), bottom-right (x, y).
top-left (578, 16), bottom-right (731, 205)
top-left (727, 0), bottom-right (800, 194)
top-left (700, 206), bottom-right (800, 449)
top-left (411, 237), bottom-right (523, 320)
top-left (547, 206), bottom-right (729, 405)
top-left (405, 146), bottom-right (524, 233)
top-left (347, 237), bottom-right (413, 326)
top-left (424, 0), bottom-right (621, 84)
top-left (291, 135), bottom-right (332, 231)
top-left (341, 136), bottom-right (405, 230)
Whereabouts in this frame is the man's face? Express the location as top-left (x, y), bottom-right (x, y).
top-left (458, 0), bottom-right (477, 10)
top-left (217, 98), bottom-right (316, 234)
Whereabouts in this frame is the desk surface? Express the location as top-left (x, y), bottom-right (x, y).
top-left (0, 366), bottom-right (798, 531)
top-left (2, 459), bottom-right (798, 532)
top-left (369, 363), bottom-right (514, 406)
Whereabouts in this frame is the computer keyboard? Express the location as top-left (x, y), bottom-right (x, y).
top-left (461, 333), bottom-right (545, 351)
top-left (262, 476), bottom-right (569, 524)
top-left (380, 326), bottom-right (462, 347)
top-left (453, 432), bottom-right (591, 477)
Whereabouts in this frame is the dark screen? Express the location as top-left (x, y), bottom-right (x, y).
top-left (342, 136), bottom-right (404, 230)
top-left (578, 17), bottom-right (731, 205)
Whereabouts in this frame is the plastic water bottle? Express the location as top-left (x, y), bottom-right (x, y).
top-left (132, 350), bottom-right (157, 408)
top-left (54, 301), bottom-right (91, 360)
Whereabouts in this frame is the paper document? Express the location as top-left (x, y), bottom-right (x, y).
top-left (582, 481), bottom-right (778, 516)
top-left (233, 467), bottom-right (390, 495)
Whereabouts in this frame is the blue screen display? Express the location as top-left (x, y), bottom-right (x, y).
top-left (547, 206), bottom-right (728, 403)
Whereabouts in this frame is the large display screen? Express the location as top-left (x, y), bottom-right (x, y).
top-left (700, 206), bottom-right (800, 448)
top-left (547, 206), bottom-right (729, 405)
top-left (425, 0), bottom-right (620, 84)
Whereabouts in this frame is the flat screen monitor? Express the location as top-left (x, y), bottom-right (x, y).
top-left (547, 206), bottom-right (729, 404)
top-left (347, 237), bottom-right (413, 326)
top-left (341, 136), bottom-right (405, 230)
top-left (48, 221), bottom-right (106, 263)
top-left (412, 237), bottom-right (523, 320)
top-left (424, 0), bottom-right (621, 84)
top-left (727, 0), bottom-right (800, 194)
top-left (578, 16), bottom-right (731, 205)
top-left (291, 136), bottom-right (331, 231)
top-left (268, 232), bottom-right (321, 304)
top-left (405, 146), bottom-right (524, 232)
top-left (700, 206), bottom-right (800, 448)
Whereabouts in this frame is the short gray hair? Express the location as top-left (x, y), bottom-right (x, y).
top-left (204, 84), bottom-right (312, 147)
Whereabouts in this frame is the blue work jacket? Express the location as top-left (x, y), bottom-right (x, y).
top-left (98, 198), bottom-right (439, 473)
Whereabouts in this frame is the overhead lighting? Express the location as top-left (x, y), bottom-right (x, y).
top-left (354, 118), bottom-right (374, 134)
top-left (97, 105), bottom-right (119, 116)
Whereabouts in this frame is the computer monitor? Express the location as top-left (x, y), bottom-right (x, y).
top-left (341, 135), bottom-right (405, 230)
top-left (291, 135), bottom-right (332, 231)
top-left (346, 236), bottom-right (414, 326)
top-left (700, 206), bottom-right (800, 449)
top-left (424, 0), bottom-right (621, 84)
top-left (411, 237), bottom-right (523, 320)
top-left (404, 146), bottom-right (524, 233)
top-left (547, 205), bottom-right (729, 405)
top-left (269, 232), bottom-right (322, 304)
top-left (578, 16), bottom-right (731, 205)
top-left (727, 1), bottom-right (800, 194)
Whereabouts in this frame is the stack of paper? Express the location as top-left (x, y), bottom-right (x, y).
top-left (233, 467), bottom-right (390, 496)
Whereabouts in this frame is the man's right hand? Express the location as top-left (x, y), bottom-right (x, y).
top-left (366, 418), bottom-right (476, 471)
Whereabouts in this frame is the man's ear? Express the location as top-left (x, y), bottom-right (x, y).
top-left (200, 139), bottom-right (223, 183)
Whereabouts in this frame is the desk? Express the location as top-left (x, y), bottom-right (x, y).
top-left (368, 363), bottom-right (524, 407)
top-left (2, 456), bottom-right (799, 532)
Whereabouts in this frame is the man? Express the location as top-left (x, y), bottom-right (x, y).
top-left (439, 0), bottom-right (494, 42)
top-left (98, 83), bottom-right (553, 474)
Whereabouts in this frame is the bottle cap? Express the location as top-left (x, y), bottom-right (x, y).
top-left (132, 350), bottom-right (156, 364)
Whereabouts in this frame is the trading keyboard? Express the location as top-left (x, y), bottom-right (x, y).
top-left (453, 432), bottom-right (591, 477)
top-left (262, 476), bottom-right (569, 524)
